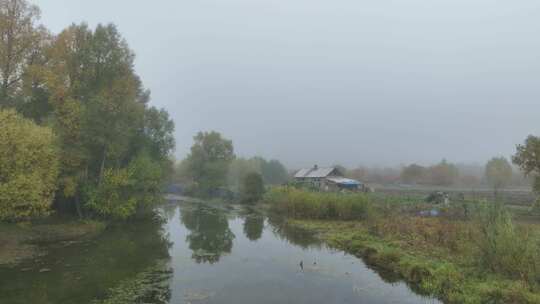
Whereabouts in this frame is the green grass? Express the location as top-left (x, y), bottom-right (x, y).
top-left (264, 187), bottom-right (372, 220)
top-left (290, 219), bottom-right (540, 304)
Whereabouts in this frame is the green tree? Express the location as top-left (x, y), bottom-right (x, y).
top-left (261, 159), bottom-right (289, 185)
top-left (485, 157), bottom-right (512, 197)
top-left (140, 107), bottom-right (175, 161)
top-left (0, 109), bottom-right (58, 221)
top-left (186, 131), bottom-right (234, 196)
top-left (513, 135), bottom-right (540, 193)
top-left (86, 167), bottom-right (137, 220)
top-left (85, 151), bottom-right (168, 220)
top-left (226, 157), bottom-right (260, 191)
top-left (241, 172), bottom-right (265, 204)
top-left (227, 157), bottom-right (288, 192)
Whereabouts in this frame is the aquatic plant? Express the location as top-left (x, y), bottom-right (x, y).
top-left (93, 260), bottom-right (173, 304)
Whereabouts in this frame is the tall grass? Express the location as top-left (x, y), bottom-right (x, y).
top-left (475, 202), bottom-right (540, 286)
top-left (264, 187), bottom-right (372, 220)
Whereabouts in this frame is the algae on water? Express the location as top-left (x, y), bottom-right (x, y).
top-left (93, 260), bottom-right (173, 304)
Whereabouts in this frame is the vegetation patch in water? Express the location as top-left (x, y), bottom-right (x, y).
top-left (93, 260), bottom-right (173, 304)
top-left (0, 219), bottom-right (105, 266)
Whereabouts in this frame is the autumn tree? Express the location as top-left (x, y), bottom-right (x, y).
top-left (0, 0), bottom-right (47, 107)
top-left (0, 109), bottom-right (58, 221)
top-left (428, 159), bottom-right (458, 186)
top-left (400, 164), bottom-right (426, 184)
top-left (0, 1), bottom-right (175, 220)
top-left (37, 23), bottom-right (174, 218)
top-left (485, 157), bottom-right (513, 197)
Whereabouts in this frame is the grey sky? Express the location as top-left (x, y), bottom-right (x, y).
top-left (33, 0), bottom-right (540, 168)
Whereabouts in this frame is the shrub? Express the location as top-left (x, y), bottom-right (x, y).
top-left (475, 202), bottom-right (540, 286)
top-left (86, 168), bottom-right (137, 220)
top-left (0, 109), bottom-right (59, 221)
top-left (264, 187), bottom-right (372, 220)
top-left (86, 153), bottom-right (166, 220)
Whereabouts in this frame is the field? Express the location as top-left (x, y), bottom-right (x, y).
top-left (375, 184), bottom-right (535, 206)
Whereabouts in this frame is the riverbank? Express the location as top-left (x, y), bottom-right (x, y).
top-left (264, 187), bottom-right (540, 304)
top-left (0, 217), bottom-right (105, 266)
top-left (287, 218), bottom-right (540, 304)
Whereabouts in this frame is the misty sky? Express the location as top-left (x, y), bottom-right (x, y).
top-left (33, 0), bottom-right (540, 168)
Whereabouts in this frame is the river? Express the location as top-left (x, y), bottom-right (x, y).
top-left (0, 200), bottom-right (440, 304)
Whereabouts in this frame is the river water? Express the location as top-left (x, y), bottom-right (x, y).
top-left (0, 201), bottom-right (440, 304)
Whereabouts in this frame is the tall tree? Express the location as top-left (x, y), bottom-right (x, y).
top-left (0, 1), bottom-right (176, 220)
top-left (21, 22), bottom-right (175, 218)
top-left (485, 157), bottom-right (513, 197)
top-left (0, 0), bottom-right (45, 107)
top-left (186, 131), bottom-right (234, 196)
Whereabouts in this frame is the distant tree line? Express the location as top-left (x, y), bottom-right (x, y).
top-left (0, 0), bottom-right (174, 221)
top-left (345, 158), bottom-right (531, 190)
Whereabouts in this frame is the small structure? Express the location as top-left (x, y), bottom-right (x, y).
top-left (325, 177), bottom-right (363, 191)
top-left (426, 191), bottom-right (450, 205)
top-left (294, 165), bottom-right (364, 192)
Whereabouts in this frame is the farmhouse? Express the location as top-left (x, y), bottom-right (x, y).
top-left (294, 165), bottom-right (363, 191)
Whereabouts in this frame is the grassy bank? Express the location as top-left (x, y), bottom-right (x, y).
top-left (265, 187), bottom-right (540, 303)
top-left (0, 217), bottom-right (105, 266)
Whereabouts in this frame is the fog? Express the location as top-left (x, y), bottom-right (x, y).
top-left (33, 0), bottom-right (540, 168)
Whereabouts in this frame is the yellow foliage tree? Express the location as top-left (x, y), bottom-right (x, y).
top-left (0, 109), bottom-right (59, 221)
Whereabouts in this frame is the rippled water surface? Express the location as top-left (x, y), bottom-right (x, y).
top-left (0, 201), bottom-right (440, 304)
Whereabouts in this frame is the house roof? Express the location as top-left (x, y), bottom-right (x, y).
top-left (294, 167), bottom-right (340, 178)
top-left (294, 168), bottom-right (313, 178)
top-left (305, 167), bottom-right (337, 178)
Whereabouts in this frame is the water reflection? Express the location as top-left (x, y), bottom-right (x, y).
top-left (242, 214), bottom-right (264, 241)
top-left (1, 202), bottom-right (440, 304)
top-left (0, 214), bottom-right (172, 304)
top-left (180, 204), bottom-right (235, 264)
top-left (267, 214), bottom-right (323, 249)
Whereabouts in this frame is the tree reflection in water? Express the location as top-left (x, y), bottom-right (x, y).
top-left (180, 204), bottom-right (235, 264)
top-left (243, 213), bottom-right (264, 241)
top-left (266, 214), bottom-right (323, 249)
